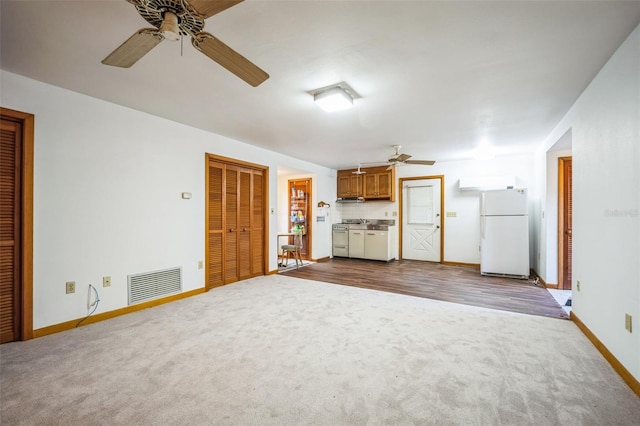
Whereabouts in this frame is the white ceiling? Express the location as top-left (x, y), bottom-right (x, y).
top-left (2, 1), bottom-right (639, 170)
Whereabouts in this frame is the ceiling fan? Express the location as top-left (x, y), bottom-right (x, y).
top-left (352, 164), bottom-right (366, 175)
top-left (371, 145), bottom-right (436, 169)
top-left (102, 0), bottom-right (269, 87)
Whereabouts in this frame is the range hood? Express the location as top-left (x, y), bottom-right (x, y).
top-left (336, 196), bottom-right (364, 203)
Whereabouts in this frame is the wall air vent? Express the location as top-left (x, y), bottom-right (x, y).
top-left (127, 267), bottom-right (182, 305)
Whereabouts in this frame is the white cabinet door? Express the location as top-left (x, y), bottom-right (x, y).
top-left (365, 231), bottom-right (389, 261)
top-left (349, 229), bottom-right (365, 258)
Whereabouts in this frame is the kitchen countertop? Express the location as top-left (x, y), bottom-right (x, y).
top-left (339, 219), bottom-right (396, 231)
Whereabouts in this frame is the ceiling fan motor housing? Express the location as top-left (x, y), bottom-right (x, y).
top-left (131, 0), bottom-right (205, 36)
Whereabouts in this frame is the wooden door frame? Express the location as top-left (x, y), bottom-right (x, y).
top-left (398, 175), bottom-right (445, 262)
top-left (0, 107), bottom-right (34, 341)
top-left (558, 156), bottom-right (572, 290)
top-left (205, 153), bottom-right (269, 290)
top-left (287, 178), bottom-right (312, 260)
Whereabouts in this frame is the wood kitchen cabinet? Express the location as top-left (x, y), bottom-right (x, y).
top-left (337, 170), bottom-right (362, 198)
top-left (362, 166), bottom-right (395, 200)
top-left (337, 166), bottom-right (395, 201)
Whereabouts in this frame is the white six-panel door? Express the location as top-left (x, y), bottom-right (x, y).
top-left (402, 178), bottom-right (442, 262)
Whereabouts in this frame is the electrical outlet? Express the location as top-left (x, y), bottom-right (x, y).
top-left (66, 281), bottom-right (75, 294)
top-left (576, 280), bottom-right (581, 291)
top-left (446, 211), bottom-right (457, 217)
top-left (625, 314), bottom-right (632, 333)
top-left (392, 211), bottom-right (398, 217)
top-left (198, 260), bottom-right (203, 269)
top-left (102, 276), bottom-right (111, 287)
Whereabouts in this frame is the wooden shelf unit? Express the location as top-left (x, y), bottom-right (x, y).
top-left (288, 179), bottom-right (311, 259)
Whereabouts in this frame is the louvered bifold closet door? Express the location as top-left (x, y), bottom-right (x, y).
top-left (238, 169), bottom-right (253, 280)
top-left (251, 172), bottom-right (264, 275)
top-left (207, 161), bottom-right (224, 288)
top-left (0, 119), bottom-right (21, 343)
top-left (207, 157), bottom-right (265, 288)
top-left (224, 166), bottom-right (239, 283)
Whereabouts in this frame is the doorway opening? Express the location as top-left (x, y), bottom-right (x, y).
top-left (399, 175), bottom-right (444, 262)
top-left (287, 178), bottom-right (312, 261)
top-left (558, 157), bottom-right (572, 290)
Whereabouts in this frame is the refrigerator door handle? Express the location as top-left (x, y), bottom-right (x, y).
top-left (481, 215), bottom-right (486, 238)
top-left (481, 192), bottom-right (486, 217)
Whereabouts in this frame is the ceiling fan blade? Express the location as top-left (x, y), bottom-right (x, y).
top-left (192, 32), bottom-right (269, 87)
top-left (188, 0), bottom-right (244, 18)
top-left (404, 160), bottom-right (436, 165)
top-left (102, 29), bottom-right (163, 68)
top-left (395, 153), bottom-right (412, 162)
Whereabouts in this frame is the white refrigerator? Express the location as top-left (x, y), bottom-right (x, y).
top-left (480, 189), bottom-right (530, 278)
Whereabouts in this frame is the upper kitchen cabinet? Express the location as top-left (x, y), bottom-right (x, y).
top-left (336, 166), bottom-right (395, 201)
top-left (362, 166), bottom-right (395, 201)
top-left (337, 170), bottom-right (363, 198)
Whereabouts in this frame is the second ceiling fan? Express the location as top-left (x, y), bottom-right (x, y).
top-left (363, 145), bottom-right (435, 170)
top-left (102, 0), bottom-right (269, 87)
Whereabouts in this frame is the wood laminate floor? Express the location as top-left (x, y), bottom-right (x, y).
top-left (281, 258), bottom-right (569, 320)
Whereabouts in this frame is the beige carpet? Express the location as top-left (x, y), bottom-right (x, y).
top-left (1, 275), bottom-right (639, 425)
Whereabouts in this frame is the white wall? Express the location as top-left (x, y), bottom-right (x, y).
top-left (334, 155), bottom-right (535, 264)
top-left (1, 70), bottom-right (334, 329)
top-left (535, 24), bottom-right (640, 381)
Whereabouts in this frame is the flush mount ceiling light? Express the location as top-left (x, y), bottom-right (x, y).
top-left (308, 82), bottom-right (361, 113)
top-left (315, 87), bottom-right (352, 112)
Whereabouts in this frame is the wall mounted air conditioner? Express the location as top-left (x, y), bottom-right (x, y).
top-left (459, 176), bottom-right (517, 191)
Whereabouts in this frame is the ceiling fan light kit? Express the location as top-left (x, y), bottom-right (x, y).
top-left (159, 11), bottom-right (180, 41)
top-left (102, 0), bottom-right (269, 87)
